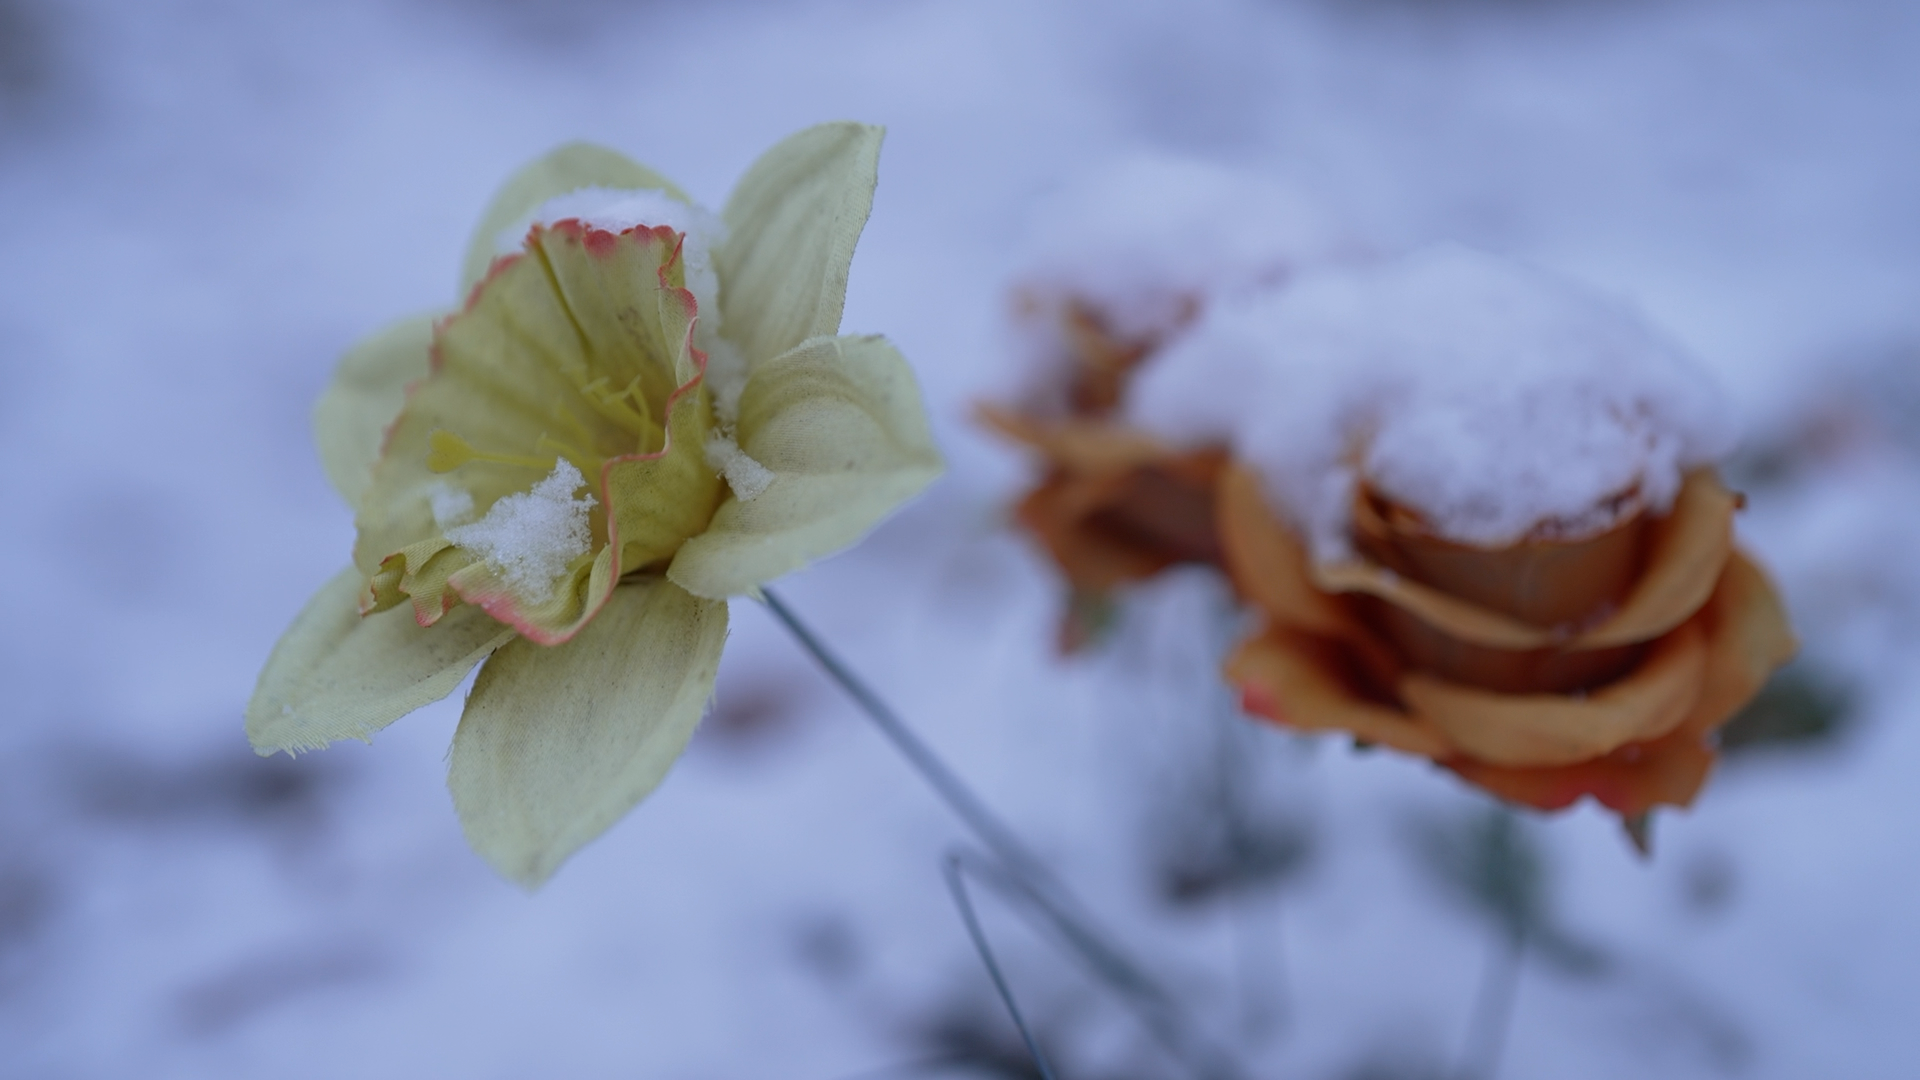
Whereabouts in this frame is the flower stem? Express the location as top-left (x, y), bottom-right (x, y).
top-left (944, 854), bottom-right (1059, 1080)
top-left (758, 587), bottom-right (1048, 885)
top-left (759, 587), bottom-right (1250, 1080)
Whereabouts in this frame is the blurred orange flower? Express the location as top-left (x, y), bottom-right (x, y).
top-left (979, 301), bottom-right (1225, 649)
top-left (1218, 463), bottom-right (1796, 821)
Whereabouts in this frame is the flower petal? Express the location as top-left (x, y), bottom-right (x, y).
top-left (313, 315), bottom-right (436, 512)
top-left (358, 222), bottom-right (708, 641)
top-left (1579, 470), bottom-right (1738, 647)
top-left (1350, 481), bottom-right (1650, 629)
top-left (1216, 463), bottom-right (1363, 640)
top-left (247, 567), bottom-right (515, 754)
top-left (1227, 627), bottom-right (1454, 758)
top-left (1401, 620), bottom-right (1708, 768)
top-left (1012, 470), bottom-right (1189, 591)
top-left (667, 334), bottom-right (941, 598)
top-left (1447, 728), bottom-right (1716, 816)
top-left (717, 123), bottom-right (882, 368)
top-left (1675, 548), bottom-right (1799, 735)
top-left (975, 403), bottom-right (1176, 470)
top-left (1311, 470), bottom-right (1737, 652)
top-left (1444, 549), bottom-right (1793, 816)
top-left (446, 577), bottom-right (728, 887)
top-left (460, 142), bottom-right (691, 295)
top-left (605, 378), bottom-right (724, 574)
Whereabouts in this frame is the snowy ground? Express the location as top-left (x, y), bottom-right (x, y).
top-left (1, 0), bottom-right (1917, 1076)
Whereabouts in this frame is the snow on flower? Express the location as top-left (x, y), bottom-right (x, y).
top-left (249, 124), bottom-right (943, 886)
top-left (982, 156), bottom-right (1356, 648)
top-left (1002, 153), bottom-right (1359, 420)
top-left (442, 459), bottom-right (597, 605)
top-left (1139, 244), bottom-right (1795, 825)
top-left (1129, 244), bottom-right (1736, 559)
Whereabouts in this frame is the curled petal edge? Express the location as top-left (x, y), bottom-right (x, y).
top-left (1225, 467), bottom-right (1739, 653)
top-left (1228, 549), bottom-right (1796, 815)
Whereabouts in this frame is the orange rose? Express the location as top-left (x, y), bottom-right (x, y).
top-left (1218, 462), bottom-right (1797, 823)
top-left (980, 300), bottom-right (1226, 650)
top-left (985, 159), bottom-right (1358, 648)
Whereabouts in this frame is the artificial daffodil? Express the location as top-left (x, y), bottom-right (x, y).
top-left (248, 123), bottom-right (942, 886)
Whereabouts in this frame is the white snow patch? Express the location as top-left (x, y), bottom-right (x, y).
top-left (444, 459), bottom-right (598, 602)
top-left (498, 187), bottom-right (728, 338)
top-left (1006, 154), bottom-right (1360, 413)
top-left (1129, 245), bottom-right (1736, 557)
top-left (705, 430), bottom-right (775, 502)
top-left (427, 481), bottom-right (474, 529)
top-left (703, 335), bottom-right (750, 431)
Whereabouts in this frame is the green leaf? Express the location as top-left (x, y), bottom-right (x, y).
top-left (247, 567), bottom-right (515, 754)
top-left (668, 334), bottom-right (942, 599)
top-left (459, 142), bottom-right (690, 295)
top-left (312, 314), bottom-right (436, 512)
top-left (447, 576), bottom-right (729, 887)
top-left (717, 123), bottom-right (882, 368)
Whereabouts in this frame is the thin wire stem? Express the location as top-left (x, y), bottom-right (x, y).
top-left (949, 849), bottom-right (1249, 1080)
top-left (759, 588), bottom-right (1250, 1080)
top-left (760, 588), bottom-right (1050, 885)
top-left (944, 855), bottom-right (1060, 1080)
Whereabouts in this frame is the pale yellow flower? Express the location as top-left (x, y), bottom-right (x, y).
top-left (248, 124), bottom-right (942, 885)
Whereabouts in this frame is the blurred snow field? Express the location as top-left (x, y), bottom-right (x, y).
top-left (0, 0), bottom-right (1918, 1077)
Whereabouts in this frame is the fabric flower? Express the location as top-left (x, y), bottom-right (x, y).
top-left (1141, 247), bottom-right (1800, 824)
top-left (978, 380), bottom-right (1227, 651)
top-left (248, 124), bottom-right (942, 885)
top-left (983, 158), bottom-right (1352, 648)
top-left (978, 302), bottom-right (1229, 651)
top-left (1220, 464), bottom-right (1796, 821)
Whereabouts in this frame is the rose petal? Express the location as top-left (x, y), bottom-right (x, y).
top-left (1012, 463), bottom-right (1214, 591)
top-left (313, 314), bottom-right (436, 513)
top-left (1580, 471), bottom-right (1738, 647)
top-left (1676, 548), bottom-right (1799, 735)
top-left (1444, 549), bottom-right (1792, 816)
top-left (447, 576), bottom-right (728, 888)
top-left (459, 142), bottom-right (691, 295)
top-left (1351, 482), bottom-right (1650, 629)
top-left (667, 334), bottom-right (942, 599)
top-left (1448, 729), bottom-right (1716, 816)
top-left (1216, 463), bottom-right (1361, 640)
top-left (1227, 627), bottom-right (1453, 758)
top-left (717, 123), bottom-right (882, 369)
top-left (247, 567), bottom-right (515, 754)
top-left (975, 403), bottom-right (1176, 471)
top-left (1401, 620), bottom-right (1708, 768)
top-left (1308, 471), bottom-right (1737, 652)
top-left (1012, 473), bottom-right (1165, 590)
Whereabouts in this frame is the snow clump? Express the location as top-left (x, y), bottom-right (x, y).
top-left (1128, 244), bottom-right (1736, 559)
top-left (1006, 154), bottom-right (1358, 413)
top-left (444, 459), bottom-right (598, 602)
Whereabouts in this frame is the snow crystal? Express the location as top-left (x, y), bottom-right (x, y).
top-left (1006, 154), bottom-right (1359, 413)
top-left (427, 482), bottom-right (474, 529)
top-left (703, 334), bottom-right (750, 432)
top-left (497, 187), bottom-right (728, 341)
top-left (1128, 244), bottom-right (1736, 558)
top-left (705, 430), bottom-right (775, 502)
top-left (443, 460), bottom-right (598, 602)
